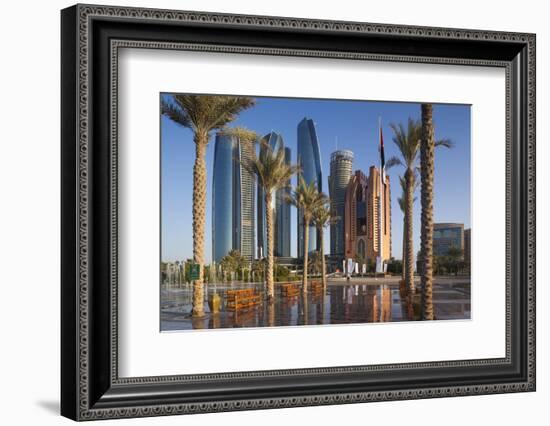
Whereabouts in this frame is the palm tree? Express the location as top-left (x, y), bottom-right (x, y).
top-left (308, 251), bottom-right (323, 275)
top-left (241, 135), bottom-right (300, 300)
top-left (312, 200), bottom-right (337, 289)
top-left (397, 174), bottom-right (418, 282)
top-left (447, 246), bottom-right (463, 276)
top-left (220, 249), bottom-right (246, 282)
top-left (420, 104), bottom-right (452, 319)
top-left (287, 177), bottom-right (327, 294)
top-left (251, 259), bottom-right (264, 283)
top-left (161, 95), bottom-right (255, 317)
top-left (387, 118), bottom-right (452, 298)
top-left (386, 118), bottom-right (421, 297)
top-left (397, 175), bottom-right (407, 282)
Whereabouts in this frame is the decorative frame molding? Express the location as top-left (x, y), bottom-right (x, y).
top-left (61, 3), bottom-right (536, 421)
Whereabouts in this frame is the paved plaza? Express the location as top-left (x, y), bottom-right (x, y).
top-left (160, 276), bottom-right (471, 331)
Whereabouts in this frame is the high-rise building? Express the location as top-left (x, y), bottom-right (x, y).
top-left (297, 117), bottom-right (323, 258)
top-left (329, 150), bottom-right (354, 258)
top-left (212, 131), bottom-right (255, 263)
top-left (257, 132), bottom-right (291, 258)
top-left (344, 166), bottom-right (391, 263)
top-left (433, 223), bottom-right (464, 257)
top-left (365, 166), bottom-right (391, 262)
top-left (277, 146), bottom-right (292, 257)
top-left (344, 170), bottom-right (368, 261)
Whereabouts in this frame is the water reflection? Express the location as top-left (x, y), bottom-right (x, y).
top-left (161, 281), bottom-right (471, 331)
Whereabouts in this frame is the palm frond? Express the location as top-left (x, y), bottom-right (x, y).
top-left (205, 96), bottom-right (256, 130)
top-left (287, 177), bottom-right (327, 222)
top-left (220, 126), bottom-right (259, 143)
top-left (397, 195), bottom-right (405, 214)
top-left (312, 201), bottom-right (338, 229)
top-left (163, 95), bottom-right (255, 138)
top-left (398, 173), bottom-right (418, 214)
top-left (385, 156), bottom-right (403, 170)
top-left (241, 136), bottom-right (300, 195)
top-left (161, 99), bottom-right (194, 129)
top-left (435, 138), bottom-right (453, 149)
top-left (389, 117), bottom-right (421, 169)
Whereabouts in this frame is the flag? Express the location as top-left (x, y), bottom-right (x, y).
top-left (379, 124), bottom-right (386, 184)
top-left (378, 119), bottom-right (387, 262)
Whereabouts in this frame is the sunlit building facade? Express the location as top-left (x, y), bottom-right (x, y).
top-left (344, 166), bottom-right (391, 263)
top-left (297, 117), bottom-right (323, 258)
top-left (212, 132), bottom-right (255, 262)
top-left (365, 166), bottom-right (392, 262)
top-left (344, 170), bottom-right (369, 261)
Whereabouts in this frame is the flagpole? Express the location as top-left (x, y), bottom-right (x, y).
top-left (376, 117), bottom-right (386, 274)
top-left (379, 116), bottom-right (383, 272)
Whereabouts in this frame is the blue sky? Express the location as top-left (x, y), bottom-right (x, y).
top-left (161, 95), bottom-right (470, 263)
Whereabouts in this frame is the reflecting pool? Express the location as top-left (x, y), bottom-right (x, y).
top-left (160, 278), bottom-right (470, 331)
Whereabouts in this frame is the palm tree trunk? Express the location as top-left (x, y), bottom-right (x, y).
top-left (191, 138), bottom-right (207, 317)
top-left (405, 168), bottom-right (415, 296)
top-left (267, 300), bottom-right (275, 327)
top-left (302, 291), bottom-right (309, 325)
top-left (320, 227), bottom-right (327, 289)
top-left (302, 220), bottom-right (310, 293)
top-left (401, 218), bottom-right (406, 282)
top-left (420, 104), bottom-right (435, 320)
top-left (265, 193), bottom-right (275, 300)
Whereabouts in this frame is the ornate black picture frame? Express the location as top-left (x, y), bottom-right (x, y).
top-left (61, 3), bottom-right (536, 421)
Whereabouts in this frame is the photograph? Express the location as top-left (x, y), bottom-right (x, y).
top-left (160, 94), bottom-right (471, 331)
top-left (56, 2), bottom-right (536, 421)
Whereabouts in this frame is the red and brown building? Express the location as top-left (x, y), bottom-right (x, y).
top-left (344, 166), bottom-right (391, 263)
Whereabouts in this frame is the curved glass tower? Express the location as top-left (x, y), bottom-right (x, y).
top-left (257, 132), bottom-right (291, 258)
top-left (329, 150), bottom-right (354, 257)
top-left (297, 118), bottom-right (323, 258)
top-left (277, 147), bottom-right (292, 257)
top-left (212, 133), bottom-right (255, 263)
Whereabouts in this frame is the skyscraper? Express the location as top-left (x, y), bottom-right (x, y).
top-left (344, 166), bottom-right (391, 263)
top-left (212, 131), bottom-right (255, 263)
top-left (365, 166), bottom-right (391, 262)
top-left (276, 146), bottom-right (292, 257)
top-left (297, 117), bottom-right (323, 258)
top-left (257, 132), bottom-right (291, 258)
top-left (329, 150), bottom-right (354, 258)
top-left (344, 170), bottom-right (368, 261)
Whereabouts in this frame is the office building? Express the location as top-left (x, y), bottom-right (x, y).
top-left (329, 150), bottom-right (354, 258)
top-left (297, 117), bottom-right (323, 257)
top-left (257, 132), bottom-right (291, 258)
top-left (212, 131), bottom-right (255, 262)
top-left (433, 223), bottom-right (464, 257)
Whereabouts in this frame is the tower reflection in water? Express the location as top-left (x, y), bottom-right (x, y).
top-left (161, 283), bottom-right (411, 330)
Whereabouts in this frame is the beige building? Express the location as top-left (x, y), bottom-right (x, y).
top-left (344, 166), bottom-right (391, 263)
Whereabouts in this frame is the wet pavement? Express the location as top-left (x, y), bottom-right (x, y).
top-left (160, 278), bottom-right (471, 331)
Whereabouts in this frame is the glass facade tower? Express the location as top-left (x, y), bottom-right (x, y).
top-left (329, 150), bottom-right (354, 257)
top-left (257, 132), bottom-right (291, 258)
top-left (212, 132), bottom-right (255, 263)
top-left (276, 147), bottom-right (292, 257)
top-left (297, 118), bottom-right (323, 258)
top-left (433, 223), bottom-right (464, 257)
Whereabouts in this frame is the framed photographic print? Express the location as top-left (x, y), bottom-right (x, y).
top-left (61, 3), bottom-right (536, 421)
